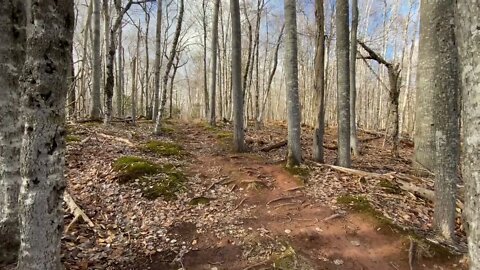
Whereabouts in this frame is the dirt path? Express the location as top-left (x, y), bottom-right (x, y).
top-left (148, 121), bottom-right (461, 270)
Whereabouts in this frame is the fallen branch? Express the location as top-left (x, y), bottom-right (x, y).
top-left (259, 140), bottom-right (287, 152)
top-left (323, 213), bottom-right (344, 222)
top-left (266, 195), bottom-right (300, 206)
top-left (96, 132), bottom-right (135, 147)
top-left (64, 192), bottom-right (95, 231)
top-left (234, 198), bottom-right (247, 210)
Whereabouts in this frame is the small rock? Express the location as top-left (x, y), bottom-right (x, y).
top-left (334, 259), bottom-right (344, 265)
top-left (350, 240), bottom-right (361, 247)
top-left (284, 229), bottom-right (292, 234)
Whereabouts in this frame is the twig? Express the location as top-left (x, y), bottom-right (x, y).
top-left (323, 213), bottom-right (344, 222)
top-left (389, 262), bottom-right (400, 270)
top-left (63, 192), bottom-right (95, 229)
top-left (234, 198), bottom-right (246, 210)
top-left (266, 196), bottom-right (299, 206)
top-left (285, 186), bottom-right (304, 192)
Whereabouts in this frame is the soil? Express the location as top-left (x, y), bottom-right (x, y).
top-left (53, 119), bottom-right (468, 270)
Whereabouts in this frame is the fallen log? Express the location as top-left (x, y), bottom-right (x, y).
top-left (259, 140), bottom-right (287, 152)
top-left (96, 132), bottom-right (135, 147)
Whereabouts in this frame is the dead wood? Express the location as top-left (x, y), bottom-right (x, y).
top-left (64, 192), bottom-right (95, 231)
top-left (322, 213), bottom-right (344, 222)
top-left (259, 140), bottom-right (287, 152)
top-left (234, 198), bottom-right (247, 210)
top-left (266, 195), bottom-right (300, 206)
top-left (96, 132), bottom-right (135, 147)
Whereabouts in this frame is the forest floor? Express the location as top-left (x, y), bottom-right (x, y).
top-left (60, 119), bottom-right (468, 270)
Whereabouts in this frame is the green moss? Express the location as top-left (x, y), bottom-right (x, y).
top-left (337, 195), bottom-right (375, 213)
top-left (113, 156), bottom-right (160, 183)
top-left (65, 135), bottom-right (81, 142)
top-left (161, 126), bottom-right (175, 134)
top-left (273, 245), bottom-right (297, 269)
top-left (140, 164), bottom-right (187, 200)
top-left (141, 140), bottom-right (183, 156)
top-left (284, 165), bottom-right (310, 185)
top-left (377, 179), bottom-right (402, 194)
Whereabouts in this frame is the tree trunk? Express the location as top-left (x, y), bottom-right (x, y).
top-left (115, 0), bottom-right (124, 117)
top-left (349, 0), bottom-right (359, 156)
top-left (202, 0), bottom-right (209, 119)
top-left (131, 57), bottom-right (137, 125)
top-left (284, 0), bottom-right (302, 167)
top-left (17, 1), bottom-right (73, 268)
top-left (432, 0), bottom-right (459, 241)
top-left (209, 0), bottom-right (220, 126)
top-left (0, 1), bottom-right (25, 263)
top-left (154, 0), bottom-right (184, 135)
top-left (336, 0), bottom-right (351, 167)
top-left (312, 0), bottom-right (325, 163)
top-left (91, 0), bottom-right (102, 120)
top-left (456, 1), bottom-right (480, 266)
top-left (144, 5), bottom-right (151, 119)
top-left (254, 0), bottom-right (264, 129)
top-left (414, 0), bottom-right (441, 171)
top-left (231, 0), bottom-right (246, 152)
top-left (152, 0), bottom-right (163, 120)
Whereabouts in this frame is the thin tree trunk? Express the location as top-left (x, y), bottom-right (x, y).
top-left (284, 0), bottom-right (302, 167)
top-left (115, 0), bottom-right (123, 117)
top-left (144, 5), bottom-right (151, 118)
top-left (17, 1), bottom-right (74, 268)
top-left (152, 0), bottom-right (163, 120)
top-left (91, 0), bottom-right (102, 120)
top-left (313, 0), bottom-right (325, 163)
top-left (336, 0), bottom-right (351, 167)
top-left (202, 0), bottom-right (209, 119)
top-left (456, 1), bottom-right (480, 266)
top-left (349, 0), bottom-right (359, 156)
top-left (231, 0), bottom-right (246, 152)
top-left (209, 0), bottom-right (221, 126)
top-left (0, 1), bottom-right (26, 263)
top-left (131, 57), bottom-right (137, 125)
top-left (154, 0), bottom-right (184, 134)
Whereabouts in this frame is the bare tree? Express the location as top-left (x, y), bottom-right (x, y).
top-left (456, 1), bottom-right (480, 266)
top-left (336, 0), bottom-right (351, 167)
top-left (313, 0), bottom-right (325, 163)
top-left (0, 0), bottom-right (26, 263)
top-left (209, 0), bottom-right (221, 126)
top-left (231, 0), bottom-right (246, 152)
top-left (91, 0), bottom-right (102, 120)
top-left (152, 0), bottom-right (163, 120)
top-left (349, 0), bottom-right (359, 156)
top-left (154, 0), bottom-right (185, 134)
top-left (284, 0), bottom-right (302, 166)
top-left (17, 1), bottom-right (74, 268)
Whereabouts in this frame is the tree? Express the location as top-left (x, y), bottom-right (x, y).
top-left (455, 1), bottom-right (480, 266)
top-left (154, 0), bottom-right (185, 135)
top-left (284, 0), bottom-right (302, 167)
top-left (152, 0), bottom-right (163, 120)
top-left (91, 0), bottom-right (102, 120)
top-left (349, 0), bottom-right (359, 156)
top-left (312, 0), bottom-right (325, 163)
top-left (17, 0), bottom-right (74, 268)
top-left (209, 0), bottom-right (221, 126)
top-left (231, 0), bottom-right (246, 152)
top-left (336, 0), bottom-right (351, 167)
top-left (0, 0), bottom-right (26, 263)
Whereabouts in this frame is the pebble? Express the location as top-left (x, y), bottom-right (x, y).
top-left (284, 229), bottom-right (292, 234)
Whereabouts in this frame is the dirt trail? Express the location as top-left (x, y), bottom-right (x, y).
top-left (152, 121), bottom-right (461, 270)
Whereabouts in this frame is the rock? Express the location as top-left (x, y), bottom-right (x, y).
top-left (334, 259), bottom-right (344, 265)
top-left (284, 229), bottom-right (292, 234)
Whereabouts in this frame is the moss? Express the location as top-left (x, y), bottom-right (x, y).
top-left (273, 245), bottom-right (297, 269)
top-left (337, 195), bottom-right (375, 213)
top-left (161, 126), bottom-right (175, 134)
top-left (377, 179), bottom-right (402, 194)
top-left (140, 164), bottom-right (187, 200)
top-left (65, 135), bottom-right (81, 142)
top-left (141, 140), bottom-right (183, 156)
top-left (284, 165), bottom-right (310, 184)
top-left (113, 156), bottom-right (160, 183)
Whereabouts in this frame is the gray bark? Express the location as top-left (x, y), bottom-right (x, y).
top-left (313, 0), bottom-right (325, 163)
top-left (336, 0), bottom-right (351, 167)
top-left (154, 0), bottom-right (184, 134)
top-left (17, 1), bottom-right (74, 268)
top-left (80, 0), bottom-right (94, 119)
top-left (0, 0), bottom-right (26, 263)
top-left (284, 0), bottom-right (302, 167)
top-left (202, 0), bottom-right (209, 119)
top-left (231, 0), bottom-right (246, 152)
top-left (115, 0), bottom-right (123, 117)
top-left (91, 0), bottom-right (102, 120)
top-left (152, 0), bottom-right (163, 120)
top-left (455, 1), bottom-right (480, 266)
top-left (131, 56), bottom-right (137, 125)
top-left (432, 0), bottom-right (459, 241)
top-left (349, 0), bottom-right (359, 156)
top-left (209, 0), bottom-right (221, 126)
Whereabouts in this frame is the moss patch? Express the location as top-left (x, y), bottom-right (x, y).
top-left (141, 140), bottom-right (183, 156)
top-left (140, 166), bottom-right (187, 200)
top-left (113, 156), bottom-right (160, 183)
top-left (66, 135), bottom-right (81, 143)
top-left (284, 165), bottom-right (310, 184)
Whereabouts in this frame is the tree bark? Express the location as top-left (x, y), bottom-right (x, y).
top-left (154, 0), bottom-right (184, 134)
top-left (284, 0), bottom-right (302, 167)
top-left (152, 0), bottom-right (163, 120)
top-left (209, 0), bottom-right (221, 126)
top-left (202, 0), bottom-right (209, 119)
top-left (231, 0), bottom-right (246, 152)
top-left (131, 56), bottom-right (137, 125)
top-left (0, 0), bottom-right (26, 263)
top-left (336, 0), bottom-right (351, 167)
top-left (349, 0), bottom-right (359, 156)
top-left (115, 0), bottom-right (124, 117)
top-left (455, 1), bottom-right (479, 265)
top-left (17, 1), bottom-right (73, 268)
top-left (312, 0), bottom-right (325, 163)
top-left (91, 0), bottom-right (102, 120)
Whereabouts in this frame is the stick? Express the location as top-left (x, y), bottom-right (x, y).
top-left (234, 198), bottom-right (246, 210)
top-left (259, 140), bottom-right (287, 152)
top-left (323, 213), bottom-right (344, 222)
top-left (266, 196), bottom-right (300, 206)
top-left (96, 132), bottom-right (135, 147)
top-left (63, 192), bottom-right (95, 228)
